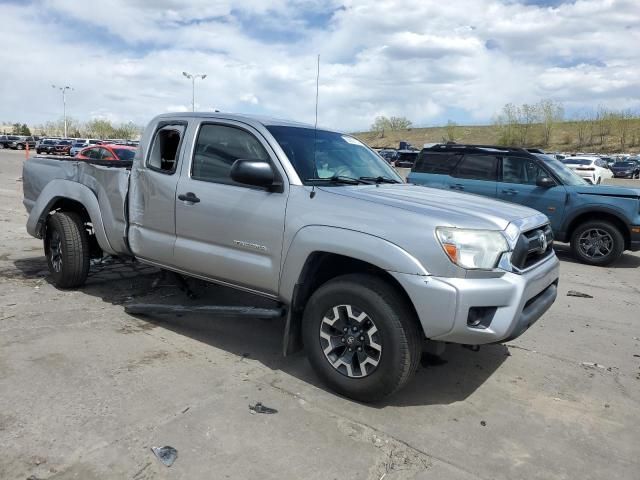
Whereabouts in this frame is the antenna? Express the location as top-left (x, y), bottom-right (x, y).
top-left (311, 54), bottom-right (320, 199)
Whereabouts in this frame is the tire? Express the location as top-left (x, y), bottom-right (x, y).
top-left (570, 220), bottom-right (624, 266)
top-left (17, 144), bottom-right (24, 150)
top-left (44, 211), bottom-right (90, 288)
top-left (302, 273), bottom-right (422, 402)
top-left (596, 176), bottom-right (601, 184)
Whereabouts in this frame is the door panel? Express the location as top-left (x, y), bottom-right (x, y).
top-left (498, 156), bottom-right (567, 230)
top-left (173, 122), bottom-right (287, 295)
top-left (128, 123), bottom-right (186, 265)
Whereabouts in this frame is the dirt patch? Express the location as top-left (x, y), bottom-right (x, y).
top-left (117, 322), bottom-right (158, 335)
top-left (125, 350), bottom-right (170, 371)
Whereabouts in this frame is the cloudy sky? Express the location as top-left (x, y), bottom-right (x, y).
top-left (0, 0), bottom-right (638, 131)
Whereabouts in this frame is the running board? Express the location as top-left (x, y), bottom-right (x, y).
top-left (124, 303), bottom-right (286, 319)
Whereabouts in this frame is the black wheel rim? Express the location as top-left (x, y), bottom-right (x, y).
top-left (319, 304), bottom-right (382, 378)
top-left (578, 228), bottom-right (613, 259)
top-left (49, 230), bottom-right (63, 273)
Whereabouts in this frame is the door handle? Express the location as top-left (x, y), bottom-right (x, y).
top-left (178, 192), bottom-right (200, 203)
top-left (502, 189), bottom-right (518, 195)
top-left (450, 183), bottom-right (465, 190)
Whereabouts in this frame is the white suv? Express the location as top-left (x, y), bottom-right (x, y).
top-left (562, 156), bottom-right (612, 184)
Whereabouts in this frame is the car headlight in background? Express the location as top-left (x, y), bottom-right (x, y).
top-left (436, 227), bottom-right (509, 270)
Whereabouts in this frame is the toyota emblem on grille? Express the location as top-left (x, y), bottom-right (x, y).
top-left (537, 230), bottom-right (548, 253)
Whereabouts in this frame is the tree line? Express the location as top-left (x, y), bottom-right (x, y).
top-left (2, 118), bottom-right (143, 140)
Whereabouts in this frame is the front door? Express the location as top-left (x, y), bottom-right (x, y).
top-left (497, 156), bottom-right (567, 230)
top-left (173, 121), bottom-right (288, 296)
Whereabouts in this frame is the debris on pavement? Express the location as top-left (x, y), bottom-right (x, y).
top-left (249, 402), bottom-right (278, 414)
top-left (151, 446), bottom-right (178, 467)
top-left (567, 290), bottom-right (593, 298)
top-left (480, 420), bottom-right (487, 426)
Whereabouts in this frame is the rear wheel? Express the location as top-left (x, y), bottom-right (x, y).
top-left (570, 220), bottom-right (624, 266)
top-left (302, 274), bottom-right (422, 402)
top-left (45, 212), bottom-right (90, 288)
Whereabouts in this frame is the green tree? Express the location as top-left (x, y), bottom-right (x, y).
top-left (20, 124), bottom-right (31, 136)
top-left (85, 119), bottom-right (115, 139)
top-left (370, 116), bottom-right (413, 138)
top-left (444, 120), bottom-right (458, 142)
top-left (538, 99), bottom-right (563, 146)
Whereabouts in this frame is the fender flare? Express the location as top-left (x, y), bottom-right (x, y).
top-left (278, 225), bottom-right (428, 303)
top-left (561, 204), bottom-right (630, 238)
top-left (26, 179), bottom-right (116, 255)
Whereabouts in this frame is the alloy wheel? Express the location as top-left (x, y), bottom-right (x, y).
top-left (578, 228), bottom-right (613, 259)
top-left (319, 304), bottom-right (382, 378)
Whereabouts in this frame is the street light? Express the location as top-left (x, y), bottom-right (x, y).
top-left (182, 72), bottom-right (207, 112)
top-left (51, 84), bottom-right (73, 138)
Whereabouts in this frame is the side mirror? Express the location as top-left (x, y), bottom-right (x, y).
top-left (536, 176), bottom-right (555, 188)
top-left (230, 159), bottom-right (280, 190)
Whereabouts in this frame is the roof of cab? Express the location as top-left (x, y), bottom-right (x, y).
top-left (154, 112), bottom-right (318, 130)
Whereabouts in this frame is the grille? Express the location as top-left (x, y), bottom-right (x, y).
top-left (511, 225), bottom-right (554, 271)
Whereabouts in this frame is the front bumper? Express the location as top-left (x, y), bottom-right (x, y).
top-left (391, 253), bottom-right (560, 345)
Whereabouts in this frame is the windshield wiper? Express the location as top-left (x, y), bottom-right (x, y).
top-left (359, 176), bottom-right (401, 184)
top-left (305, 175), bottom-right (372, 185)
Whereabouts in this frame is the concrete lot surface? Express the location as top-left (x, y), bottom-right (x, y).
top-left (1, 149), bottom-right (639, 479)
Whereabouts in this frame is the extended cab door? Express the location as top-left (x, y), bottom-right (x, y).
top-left (173, 120), bottom-right (288, 296)
top-left (449, 154), bottom-right (499, 197)
top-left (128, 122), bottom-right (186, 266)
top-left (497, 156), bottom-right (567, 230)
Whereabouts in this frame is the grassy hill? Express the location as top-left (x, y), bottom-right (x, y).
top-left (354, 119), bottom-right (640, 154)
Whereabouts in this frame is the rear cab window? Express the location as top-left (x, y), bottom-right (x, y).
top-left (147, 124), bottom-right (186, 174)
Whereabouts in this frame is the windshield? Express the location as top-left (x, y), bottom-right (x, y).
top-left (266, 126), bottom-right (402, 184)
top-left (614, 162), bottom-right (635, 167)
top-left (535, 154), bottom-right (589, 186)
top-left (562, 158), bottom-right (592, 166)
top-left (73, 142), bottom-right (85, 147)
top-left (113, 148), bottom-right (136, 161)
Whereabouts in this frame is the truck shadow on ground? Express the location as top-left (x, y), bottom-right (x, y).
top-left (11, 256), bottom-right (507, 407)
top-left (553, 243), bottom-right (640, 268)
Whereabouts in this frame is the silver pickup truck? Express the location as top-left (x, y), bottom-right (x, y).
top-left (23, 113), bottom-right (559, 401)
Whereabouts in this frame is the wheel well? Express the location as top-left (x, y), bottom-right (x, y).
top-left (42, 198), bottom-right (101, 257)
top-left (283, 252), bottom-right (422, 355)
top-left (566, 212), bottom-right (630, 249)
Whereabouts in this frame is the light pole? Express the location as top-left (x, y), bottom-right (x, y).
top-left (182, 72), bottom-right (207, 112)
top-left (52, 85), bottom-right (73, 138)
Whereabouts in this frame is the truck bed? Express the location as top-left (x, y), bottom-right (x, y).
top-left (23, 156), bottom-right (131, 255)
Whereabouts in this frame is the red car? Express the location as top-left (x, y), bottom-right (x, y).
top-left (76, 144), bottom-right (136, 162)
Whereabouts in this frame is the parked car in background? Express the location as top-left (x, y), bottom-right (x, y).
top-left (75, 144), bottom-right (136, 162)
top-left (377, 149), bottom-right (398, 164)
top-left (395, 150), bottom-right (419, 168)
top-left (561, 156), bottom-right (612, 184)
top-left (36, 139), bottom-right (59, 154)
top-left (407, 144), bottom-right (640, 266)
top-left (53, 140), bottom-right (73, 156)
top-left (611, 160), bottom-right (640, 179)
top-left (69, 139), bottom-right (101, 156)
top-left (5, 136), bottom-right (37, 150)
top-left (0, 135), bottom-right (21, 149)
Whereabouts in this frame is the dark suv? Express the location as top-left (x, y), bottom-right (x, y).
top-left (36, 139), bottom-right (59, 154)
top-left (407, 144), bottom-right (640, 266)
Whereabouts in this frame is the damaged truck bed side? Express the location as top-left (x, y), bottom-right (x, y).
top-left (23, 112), bottom-right (559, 402)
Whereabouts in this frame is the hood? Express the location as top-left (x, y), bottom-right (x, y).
top-left (321, 184), bottom-right (543, 231)
top-left (571, 184), bottom-right (640, 198)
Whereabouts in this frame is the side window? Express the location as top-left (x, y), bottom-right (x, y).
top-left (453, 155), bottom-right (498, 181)
top-left (192, 124), bottom-right (269, 185)
top-left (148, 125), bottom-right (185, 173)
top-left (99, 148), bottom-right (113, 160)
top-left (502, 157), bottom-right (547, 185)
top-left (85, 148), bottom-right (99, 159)
top-left (413, 152), bottom-right (461, 174)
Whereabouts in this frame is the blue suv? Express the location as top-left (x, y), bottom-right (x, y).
top-left (407, 144), bottom-right (640, 266)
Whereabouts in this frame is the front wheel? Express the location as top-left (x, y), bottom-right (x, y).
top-left (45, 211), bottom-right (90, 288)
top-left (17, 144), bottom-right (24, 150)
top-left (302, 274), bottom-right (422, 402)
top-left (570, 220), bottom-right (624, 266)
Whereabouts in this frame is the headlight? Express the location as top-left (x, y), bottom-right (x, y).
top-left (436, 227), bottom-right (509, 270)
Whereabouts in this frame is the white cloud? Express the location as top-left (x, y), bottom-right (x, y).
top-left (0, 0), bottom-right (638, 131)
